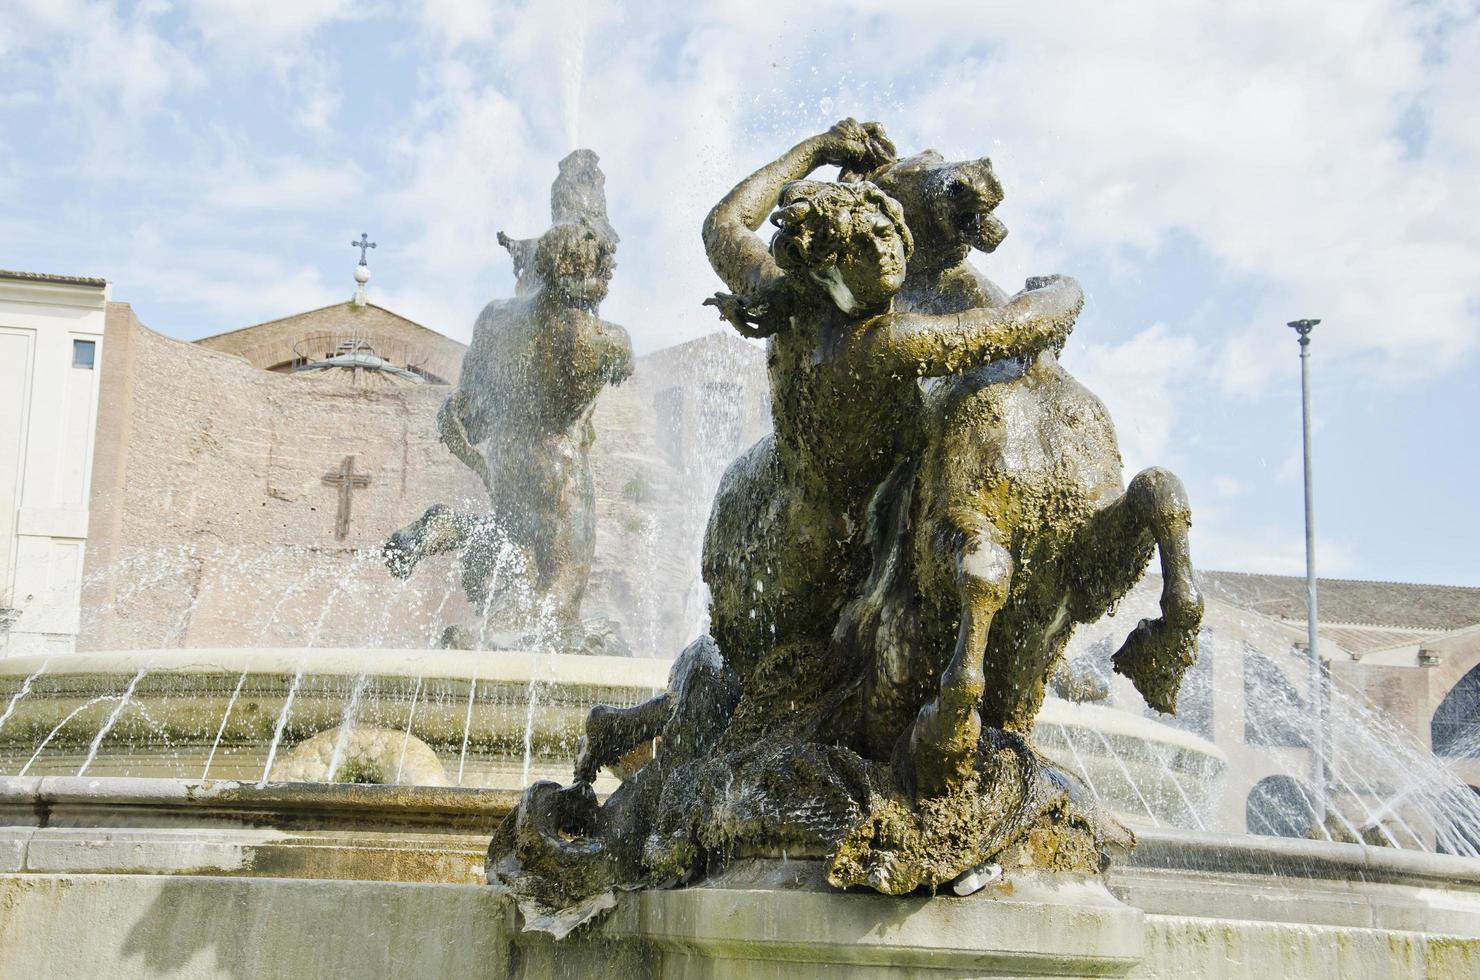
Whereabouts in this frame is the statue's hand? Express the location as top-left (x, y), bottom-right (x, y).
top-left (607, 348), bottom-right (634, 386)
top-left (704, 291), bottom-right (776, 339)
top-left (1024, 274), bottom-right (1067, 291)
top-left (820, 118), bottom-right (896, 175)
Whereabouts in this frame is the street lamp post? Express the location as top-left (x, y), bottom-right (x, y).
top-left (1289, 317), bottom-right (1326, 822)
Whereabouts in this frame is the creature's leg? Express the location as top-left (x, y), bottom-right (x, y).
top-left (1068, 467), bottom-right (1203, 713)
top-left (436, 392), bottom-right (495, 498)
top-left (383, 504), bottom-right (468, 579)
top-left (574, 695), bottom-right (671, 784)
top-left (980, 626), bottom-right (1075, 735)
top-left (573, 635), bottom-right (740, 785)
top-left (541, 428), bottom-right (597, 629)
top-left (901, 517), bottom-right (1013, 798)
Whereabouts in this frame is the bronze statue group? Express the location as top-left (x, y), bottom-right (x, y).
top-left (390, 121), bottom-right (1204, 927)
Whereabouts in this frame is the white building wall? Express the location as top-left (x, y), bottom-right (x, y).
top-left (0, 274), bottom-right (109, 656)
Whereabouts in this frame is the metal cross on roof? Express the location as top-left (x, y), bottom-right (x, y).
top-left (351, 233), bottom-right (377, 266)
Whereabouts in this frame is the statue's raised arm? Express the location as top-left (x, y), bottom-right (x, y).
top-left (856, 273), bottom-right (1083, 379)
top-left (702, 119), bottom-right (895, 335)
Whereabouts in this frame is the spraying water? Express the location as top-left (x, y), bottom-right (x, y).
top-left (19, 695), bottom-right (117, 777)
top-left (77, 668), bottom-right (148, 777)
top-left (259, 668), bottom-right (304, 785)
top-left (0, 663), bottom-right (46, 736)
top-left (201, 669), bottom-right (248, 780)
top-left (325, 672), bottom-right (371, 782)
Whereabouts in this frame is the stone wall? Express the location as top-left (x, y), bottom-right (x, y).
top-left (80, 304), bottom-right (486, 651)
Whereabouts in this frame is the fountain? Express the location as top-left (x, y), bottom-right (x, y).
top-left (1, 121), bottom-right (1477, 980)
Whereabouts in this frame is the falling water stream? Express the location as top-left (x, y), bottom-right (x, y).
top-left (77, 668), bottom-right (148, 777)
top-left (0, 663), bottom-right (45, 736)
top-left (259, 668), bottom-right (304, 785)
top-left (201, 669), bottom-right (248, 780)
top-left (394, 677), bottom-right (424, 784)
top-left (19, 695), bottom-right (117, 777)
top-left (1088, 727), bottom-right (1161, 827)
top-left (456, 672), bottom-right (478, 787)
top-left (326, 672), bottom-right (371, 782)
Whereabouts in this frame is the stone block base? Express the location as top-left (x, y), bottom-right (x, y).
top-left (3, 863), bottom-right (1478, 979)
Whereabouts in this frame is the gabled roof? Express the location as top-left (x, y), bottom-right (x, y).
top-left (0, 269), bottom-right (107, 287)
top-left (192, 300), bottom-right (467, 385)
top-left (193, 301), bottom-right (447, 344)
top-left (1197, 570), bottom-right (1480, 632)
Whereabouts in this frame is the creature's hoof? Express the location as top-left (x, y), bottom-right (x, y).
top-left (1111, 617), bottom-right (1197, 715)
top-left (573, 705), bottom-right (616, 784)
top-left (382, 539), bottom-right (414, 578)
top-left (439, 625), bottom-right (476, 650)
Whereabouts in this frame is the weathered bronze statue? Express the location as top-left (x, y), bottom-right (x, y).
top-left (385, 151), bottom-right (633, 651)
top-left (487, 122), bottom-right (1202, 927)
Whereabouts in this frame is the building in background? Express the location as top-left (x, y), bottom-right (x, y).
top-left (75, 295), bottom-right (483, 652)
top-left (0, 270), bottom-right (109, 655)
top-left (1066, 571), bottom-right (1480, 841)
top-left (4, 263), bottom-right (1476, 842)
top-left (19, 267), bottom-right (769, 657)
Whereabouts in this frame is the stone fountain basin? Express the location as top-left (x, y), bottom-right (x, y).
top-left (0, 648), bottom-right (1224, 827)
top-left (0, 773), bottom-right (1476, 979)
top-left (0, 649), bottom-right (669, 791)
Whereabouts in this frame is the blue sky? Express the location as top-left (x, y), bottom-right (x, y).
top-left (3, 0), bottom-right (1478, 585)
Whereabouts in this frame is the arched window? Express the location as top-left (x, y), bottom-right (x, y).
top-left (1435, 786), bottom-right (1480, 858)
top-left (1432, 663), bottom-right (1480, 757)
top-left (1246, 775), bottom-right (1319, 838)
top-left (1243, 648), bottom-right (1310, 747)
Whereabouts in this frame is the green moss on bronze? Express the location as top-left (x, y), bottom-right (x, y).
top-left (487, 122), bottom-right (1203, 923)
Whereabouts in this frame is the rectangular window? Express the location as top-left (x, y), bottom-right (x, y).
top-left (72, 339), bottom-right (95, 369)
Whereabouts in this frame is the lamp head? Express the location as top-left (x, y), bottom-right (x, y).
top-left (1288, 318), bottom-right (1320, 345)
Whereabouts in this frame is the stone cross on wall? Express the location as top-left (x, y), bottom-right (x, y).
top-left (322, 455), bottom-right (371, 541)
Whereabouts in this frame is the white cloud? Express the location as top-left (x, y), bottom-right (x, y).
top-left (204, 156), bottom-right (367, 211)
top-left (19, 1), bottom-right (206, 119)
top-left (1213, 476), bottom-right (1245, 498)
top-left (178, 0), bottom-right (357, 138)
top-left (180, 0), bottom-right (357, 46)
top-left (417, 0), bottom-right (499, 48)
top-left (368, 0), bottom-right (1480, 377)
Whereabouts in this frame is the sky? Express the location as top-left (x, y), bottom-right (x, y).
top-left (3, 0), bottom-right (1478, 586)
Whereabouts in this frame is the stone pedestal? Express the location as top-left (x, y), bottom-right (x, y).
top-left (514, 860), bottom-right (1144, 978)
top-left (2, 781), bottom-right (1479, 978)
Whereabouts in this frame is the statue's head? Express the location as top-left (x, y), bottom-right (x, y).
top-left (535, 221), bottom-right (617, 308)
top-left (869, 151), bottom-right (1007, 272)
top-left (769, 179), bottom-right (913, 314)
